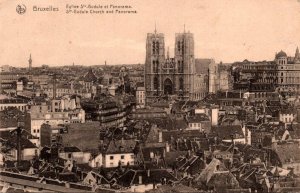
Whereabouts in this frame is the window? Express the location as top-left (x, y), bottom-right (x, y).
top-left (68, 153), bottom-right (72, 158)
top-left (178, 61), bottom-right (184, 73)
top-left (110, 156), bottom-right (114, 160)
top-left (37, 129), bottom-right (39, 133)
top-left (121, 155), bottom-right (124, 159)
top-left (153, 76), bottom-right (159, 90)
top-left (33, 129), bottom-right (36, 133)
top-left (150, 152), bottom-right (154, 158)
top-left (177, 41), bottom-right (182, 52)
top-left (179, 78), bottom-right (184, 90)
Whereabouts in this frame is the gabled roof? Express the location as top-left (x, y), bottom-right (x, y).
top-left (105, 139), bottom-right (136, 154)
top-left (195, 158), bottom-right (228, 183)
top-left (211, 125), bottom-right (244, 140)
top-left (117, 169), bottom-right (178, 187)
top-left (62, 146), bottom-right (81, 153)
top-left (0, 130), bottom-right (37, 149)
top-left (144, 126), bottom-right (161, 144)
top-left (0, 107), bottom-right (25, 128)
top-left (83, 68), bottom-right (97, 82)
top-left (275, 142), bottom-right (300, 164)
top-left (186, 113), bottom-right (210, 123)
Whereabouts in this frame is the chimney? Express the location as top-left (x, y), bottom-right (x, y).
top-left (147, 169), bottom-right (150, 177)
top-left (165, 142), bottom-right (170, 153)
top-left (187, 150), bottom-right (191, 158)
top-left (158, 129), bottom-right (162, 143)
top-left (138, 175), bottom-right (142, 184)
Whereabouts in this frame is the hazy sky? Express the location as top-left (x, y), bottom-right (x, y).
top-left (1, 0), bottom-right (300, 67)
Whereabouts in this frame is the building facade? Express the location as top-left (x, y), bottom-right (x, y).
top-left (144, 30), bottom-right (197, 102)
top-left (275, 48), bottom-right (300, 94)
top-left (136, 87), bottom-right (145, 108)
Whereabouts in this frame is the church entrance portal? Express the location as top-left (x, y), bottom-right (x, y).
top-left (164, 78), bottom-right (173, 95)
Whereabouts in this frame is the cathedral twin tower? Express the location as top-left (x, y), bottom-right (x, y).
top-left (144, 29), bottom-right (196, 102)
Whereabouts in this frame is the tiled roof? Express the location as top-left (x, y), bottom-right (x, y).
top-left (105, 139), bottom-right (136, 154)
top-left (162, 130), bottom-right (206, 142)
top-left (186, 113), bottom-right (210, 123)
top-left (117, 169), bottom-right (178, 187)
top-left (275, 142), bottom-right (300, 164)
top-left (62, 122), bottom-right (100, 151)
top-left (211, 125), bottom-right (244, 140)
top-left (144, 126), bottom-right (161, 144)
top-left (195, 158), bottom-right (228, 183)
top-left (83, 69), bottom-right (97, 82)
top-left (0, 109), bottom-right (25, 128)
top-left (62, 146), bottom-right (81, 153)
top-left (0, 130), bottom-right (37, 149)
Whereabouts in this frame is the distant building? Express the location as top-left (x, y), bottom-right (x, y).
top-left (136, 87), bottom-right (145, 108)
top-left (102, 139), bottom-right (136, 168)
top-left (275, 48), bottom-right (300, 94)
top-left (25, 111), bottom-right (70, 147)
top-left (129, 107), bottom-right (168, 120)
top-left (209, 62), bottom-right (231, 93)
top-left (186, 113), bottom-right (211, 132)
top-left (0, 98), bottom-right (28, 112)
top-left (0, 65), bottom-right (13, 72)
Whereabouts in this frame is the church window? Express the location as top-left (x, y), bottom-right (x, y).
top-left (154, 76), bottom-right (159, 90)
top-left (152, 41), bottom-right (156, 53)
top-left (179, 78), bottom-right (184, 90)
top-left (177, 41), bottom-right (181, 52)
top-left (178, 61), bottom-right (184, 73)
top-left (156, 42), bottom-right (159, 54)
top-left (153, 60), bottom-right (159, 73)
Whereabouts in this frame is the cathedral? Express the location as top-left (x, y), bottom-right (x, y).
top-left (144, 29), bottom-right (200, 103)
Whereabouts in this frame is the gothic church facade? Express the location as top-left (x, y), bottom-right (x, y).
top-left (145, 30), bottom-right (202, 103)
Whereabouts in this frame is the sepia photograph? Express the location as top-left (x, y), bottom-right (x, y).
top-left (0, 0), bottom-right (300, 192)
